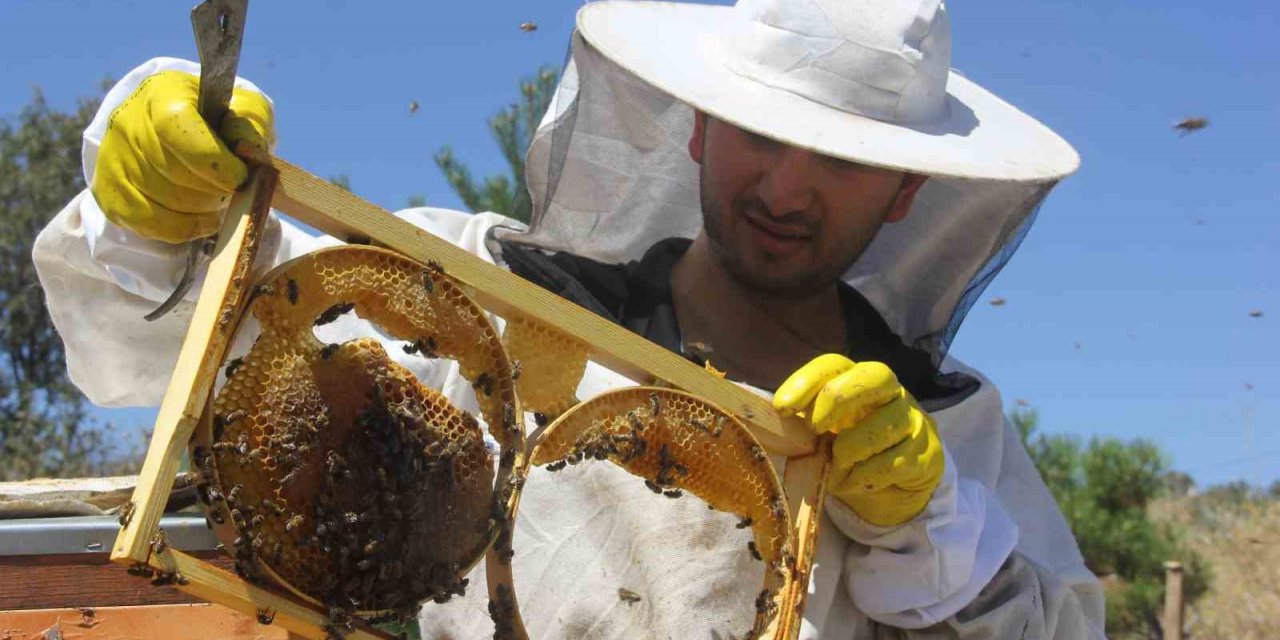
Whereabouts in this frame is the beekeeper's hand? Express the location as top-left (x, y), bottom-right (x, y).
top-left (774, 354), bottom-right (944, 527)
top-left (91, 70), bottom-right (274, 244)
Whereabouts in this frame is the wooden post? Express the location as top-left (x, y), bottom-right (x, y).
top-left (1162, 560), bottom-right (1184, 640)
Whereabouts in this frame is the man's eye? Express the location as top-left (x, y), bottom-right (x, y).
top-left (821, 154), bottom-right (862, 172)
top-left (743, 129), bottom-right (780, 150)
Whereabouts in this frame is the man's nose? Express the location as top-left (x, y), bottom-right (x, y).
top-left (756, 147), bottom-right (818, 216)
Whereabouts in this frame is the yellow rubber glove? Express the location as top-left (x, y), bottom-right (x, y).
top-left (91, 70), bottom-right (275, 244)
top-left (775, 354), bottom-right (945, 527)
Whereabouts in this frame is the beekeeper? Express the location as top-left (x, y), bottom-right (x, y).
top-left (34, 0), bottom-right (1104, 637)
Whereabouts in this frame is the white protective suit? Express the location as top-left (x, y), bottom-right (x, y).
top-left (33, 54), bottom-right (1105, 639)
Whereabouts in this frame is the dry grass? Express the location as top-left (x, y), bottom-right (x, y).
top-left (1151, 496), bottom-right (1280, 639)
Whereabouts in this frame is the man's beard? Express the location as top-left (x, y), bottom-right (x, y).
top-left (699, 166), bottom-right (873, 300)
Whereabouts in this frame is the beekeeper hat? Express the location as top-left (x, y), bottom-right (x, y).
top-left (574, 0), bottom-right (1076, 181)
top-left (514, 0), bottom-right (1080, 363)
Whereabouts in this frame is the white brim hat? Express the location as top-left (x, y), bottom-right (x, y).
top-left (511, 0), bottom-right (1079, 364)
top-left (575, 0), bottom-right (1078, 182)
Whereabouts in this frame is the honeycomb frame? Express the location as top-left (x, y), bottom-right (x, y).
top-left (112, 157), bottom-right (829, 640)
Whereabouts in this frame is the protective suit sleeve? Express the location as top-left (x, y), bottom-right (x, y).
top-left (864, 551), bottom-right (1106, 639)
top-left (823, 446), bottom-right (1021, 628)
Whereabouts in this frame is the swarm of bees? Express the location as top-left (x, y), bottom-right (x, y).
top-left (185, 246), bottom-right (523, 637)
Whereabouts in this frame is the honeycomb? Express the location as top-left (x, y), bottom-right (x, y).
top-left (529, 387), bottom-right (794, 637)
top-left (502, 315), bottom-right (589, 418)
top-left (190, 246), bottom-right (524, 624)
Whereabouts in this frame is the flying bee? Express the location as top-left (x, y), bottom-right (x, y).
top-left (224, 357), bottom-right (244, 379)
top-left (747, 540), bottom-right (762, 561)
top-left (286, 278), bottom-right (299, 305)
top-left (519, 21), bottom-right (537, 32)
top-left (314, 302), bottom-right (355, 326)
top-left (320, 343), bottom-right (340, 360)
top-left (1173, 117), bottom-right (1209, 136)
top-left (617, 588), bottom-right (642, 604)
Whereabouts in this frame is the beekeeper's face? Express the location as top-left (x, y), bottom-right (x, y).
top-left (689, 112), bottom-right (926, 297)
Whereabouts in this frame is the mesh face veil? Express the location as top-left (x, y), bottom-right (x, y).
top-left (499, 30), bottom-right (1063, 365)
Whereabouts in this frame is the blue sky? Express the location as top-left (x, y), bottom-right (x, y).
top-left (3, 1), bottom-right (1276, 488)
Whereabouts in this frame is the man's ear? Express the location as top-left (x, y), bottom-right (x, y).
top-left (688, 110), bottom-right (707, 164)
top-left (886, 174), bottom-right (928, 223)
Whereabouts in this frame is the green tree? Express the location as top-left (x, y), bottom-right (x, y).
top-left (434, 66), bottom-right (558, 224)
top-left (0, 85), bottom-right (137, 480)
top-left (1012, 407), bottom-right (1209, 638)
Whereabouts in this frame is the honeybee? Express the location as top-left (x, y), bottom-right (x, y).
top-left (256, 608), bottom-right (276, 625)
top-left (1173, 117), bottom-right (1209, 136)
top-left (150, 530), bottom-right (169, 555)
top-left (747, 540), bottom-right (762, 561)
top-left (314, 302), bottom-right (356, 326)
top-left (117, 501), bottom-right (136, 527)
top-left (545, 459), bottom-right (568, 472)
top-left (617, 588), bottom-right (642, 604)
top-left (519, 21), bottom-right (537, 32)
top-left (474, 372), bottom-right (495, 396)
top-left (224, 357), bottom-right (244, 379)
top-left (286, 278), bottom-right (299, 305)
top-left (320, 343), bottom-right (340, 360)
top-left (736, 516), bottom-right (753, 529)
top-left (754, 588), bottom-right (776, 616)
